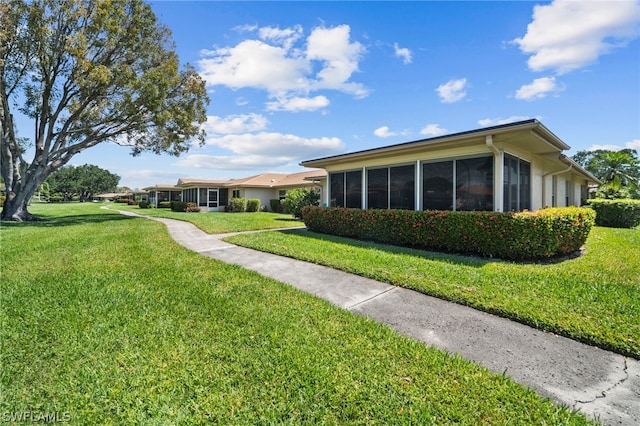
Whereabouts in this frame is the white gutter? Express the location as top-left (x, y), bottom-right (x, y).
top-left (542, 155), bottom-right (573, 206)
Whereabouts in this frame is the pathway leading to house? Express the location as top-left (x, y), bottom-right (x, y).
top-left (117, 209), bottom-right (639, 426)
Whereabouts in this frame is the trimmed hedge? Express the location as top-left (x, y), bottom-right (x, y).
top-left (246, 198), bottom-right (261, 212)
top-left (270, 199), bottom-right (282, 213)
top-left (587, 198), bottom-right (640, 228)
top-left (158, 201), bottom-right (171, 209)
top-left (228, 197), bottom-right (247, 212)
top-left (301, 206), bottom-right (596, 261)
top-left (170, 201), bottom-right (201, 212)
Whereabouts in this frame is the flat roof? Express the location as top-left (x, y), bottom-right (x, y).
top-left (300, 119), bottom-right (570, 168)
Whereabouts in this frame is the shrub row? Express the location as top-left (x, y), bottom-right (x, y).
top-left (170, 201), bottom-right (201, 213)
top-left (114, 198), bottom-right (136, 205)
top-left (228, 197), bottom-right (261, 212)
top-left (587, 198), bottom-right (640, 228)
top-left (301, 206), bottom-right (596, 261)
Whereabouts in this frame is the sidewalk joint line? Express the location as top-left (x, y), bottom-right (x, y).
top-left (347, 286), bottom-right (397, 310)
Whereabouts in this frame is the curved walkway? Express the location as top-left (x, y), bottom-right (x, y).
top-left (118, 209), bottom-right (639, 426)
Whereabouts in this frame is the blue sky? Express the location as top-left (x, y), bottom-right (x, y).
top-left (62, 1), bottom-right (640, 188)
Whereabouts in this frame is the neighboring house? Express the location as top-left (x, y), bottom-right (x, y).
top-left (144, 184), bottom-right (182, 208)
top-left (300, 119), bottom-right (600, 212)
top-left (144, 170), bottom-right (326, 212)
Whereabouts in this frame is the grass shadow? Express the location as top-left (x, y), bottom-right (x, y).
top-left (276, 228), bottom-right (497, 268)
top-left (274, 217), bottom-right (303, 222)
top-left (276, 228), bottom-right (585, 267)
top-left (0, 212), bottom-right (136, 229)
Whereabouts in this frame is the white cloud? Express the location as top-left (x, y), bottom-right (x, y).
top-left (513, 0), bottom-right (640, 74)
top-left (202, 114), bottom-right (268, 135)
top-left (478, 116), bottom-right (539, 127)
top-left (374, 126), bottom-right (395, 138)
top-left (589, 139), bottom-right (640, 151)
top-left (373, 126), bottom-right (410, 138)
top-left (202, 132), bottom-right (345, 158)
top-left (436, 78), bottom-right (468, 103)
top-left (197, 24), bottom-right (369, 111)
top-left (175, 154), bottom-right (292, 170)
top-left (258, 25), bottom-right (303, 50)
top-left (394, 43), bottom-right (412, 64)
top-left (420, 124), bottom-right (448, 137)
top-left (266, 95), bottom-right (330, 112)
top-left (306, 25), bottom-right (368, 97)
top-left (198, 39), bottom-right (310, 94)
top-left (514, 77), bottom-right (563, 100)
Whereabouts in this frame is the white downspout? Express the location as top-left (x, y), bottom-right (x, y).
top-left (486, 135), bottom-right (503, 212)
top-left (542, 155), bottom-right (573, 207)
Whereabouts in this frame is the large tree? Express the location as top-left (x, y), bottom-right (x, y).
top-left (47, 164), bottom-right (119, 201)
top-left (0, 0), bottom-right (208, 221)
top-left (572, 149), bottom-right (640, 199)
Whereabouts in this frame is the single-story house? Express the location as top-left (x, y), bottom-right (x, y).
top-left (144, 170), bottom-right (326, 211)
top-left (144, 184), bottom-right (182, 208)
top-left (300, 119), bottom-right (600, 212)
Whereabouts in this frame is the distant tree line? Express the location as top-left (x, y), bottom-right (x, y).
top-left (42, 164), bottom-right (119, 202)
top-left (572, 149), bottom-right (639, 199)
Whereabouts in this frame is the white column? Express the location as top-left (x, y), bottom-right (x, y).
top-left (415, 160), bottom-right (421, 210)
top-left (486, 135), bottom-right (504, 212)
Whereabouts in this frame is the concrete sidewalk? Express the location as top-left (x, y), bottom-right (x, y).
top-left (121, 210), bottom-right (639, 425)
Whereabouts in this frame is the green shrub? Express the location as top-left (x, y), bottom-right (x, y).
top-left (0, 196), bottom-right (5, 207)
top-left (246, 198), bottom-right (261, 212)
top-left (269, 199), bottom-right (282, 213)
top-left (588, 198), bottom-right (640, 228)
top-left (158, 201), bottom-right (171, 209)
top-left (301, 206), bottom-right (596, 261)
top-left (171, 201), bottom-right (187, 212)
top-left (138, 200), bottom-right (150, 209)
top-left (228, 197), bottom-right (247, 212)
top-left (284, 189), bottom-right (320, 218)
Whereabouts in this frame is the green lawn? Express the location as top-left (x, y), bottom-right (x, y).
top-left (226, 226), bottom-right (640, 359)
top-left (110, 202), bottom-right (304, 233)
top-left (0, 203), bottom-right (592, 424)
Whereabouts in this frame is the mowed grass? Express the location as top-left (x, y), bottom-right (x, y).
top-left (226, 226), bottom-right (640, 358)
top-left (1, 204), bottom-right (591, 424)
top-left (111, 203), bottom-right (303, 233)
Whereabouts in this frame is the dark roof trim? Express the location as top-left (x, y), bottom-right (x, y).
top-left (301, 119), bottom-right (565, 167)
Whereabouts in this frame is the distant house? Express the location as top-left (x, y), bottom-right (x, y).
top-left (300, 120), bottom-right (600, 212)
top-left (144, 170), bottom-right (326, 211)
top-left (144, 184), bottom-right (182, 208)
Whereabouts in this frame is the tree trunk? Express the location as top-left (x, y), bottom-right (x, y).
top-left (1, 194), bottom-right (38, 221)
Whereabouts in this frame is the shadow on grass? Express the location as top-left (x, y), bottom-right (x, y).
top-left (274, 217), bottom-right (303, 222)
top-left (0, 213), bottom-right (136, 229)
top-left (276, 228), bottom-right (585, 267)
top-left (275, 228), bottom-right (495, 268)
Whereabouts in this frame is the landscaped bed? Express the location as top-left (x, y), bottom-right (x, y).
top-left (226, 225), bottom-right (640, 358)
top-left (0, 203), bottom-right (593, 423)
